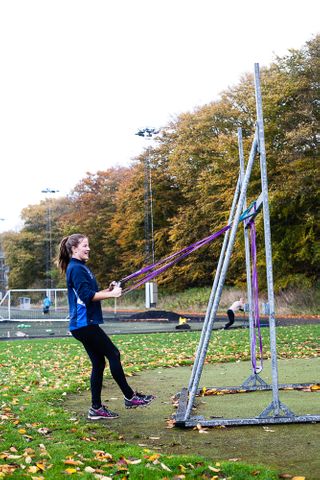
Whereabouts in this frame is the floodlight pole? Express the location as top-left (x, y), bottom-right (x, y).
top-left (41, 188), bottom-right (59, 290)
top-left (0, 219), bottom-right (7, 296)
top-left (135, 128), bottom-right (159, 308)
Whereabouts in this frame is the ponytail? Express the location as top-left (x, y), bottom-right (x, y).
top-left (57, 234), bottom-right (86, 273)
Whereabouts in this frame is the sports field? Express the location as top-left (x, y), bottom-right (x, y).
top-left (1, 324), bottom-right (319, 479)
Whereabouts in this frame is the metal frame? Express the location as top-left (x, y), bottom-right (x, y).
top-left (174, 64), bottom-right (320, 427)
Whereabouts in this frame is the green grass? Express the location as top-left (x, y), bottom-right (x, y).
top-left (0, 325), bottom-right (319, 479)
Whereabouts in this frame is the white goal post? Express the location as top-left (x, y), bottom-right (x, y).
top-left (0, 289), bottom-right (69, 321)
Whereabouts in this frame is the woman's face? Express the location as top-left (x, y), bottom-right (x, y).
top-left (72, 237), bottom-right (90, 262)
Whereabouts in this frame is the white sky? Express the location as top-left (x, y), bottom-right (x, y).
top-left (0, 0), bottom-right (319, 233)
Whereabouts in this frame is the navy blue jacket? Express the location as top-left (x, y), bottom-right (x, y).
top-left (66, 258), bottom-right (103, 331)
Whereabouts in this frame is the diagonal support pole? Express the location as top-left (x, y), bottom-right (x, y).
top-left (187, 176), bottom-right (241, 391)
top-left (184, 133), bottom-right (259, 421)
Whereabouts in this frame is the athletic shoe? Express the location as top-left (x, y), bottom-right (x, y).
top-left (87, 405), bottom-right (119, 420)
top-left (124, 392), bottom-right (155, 409)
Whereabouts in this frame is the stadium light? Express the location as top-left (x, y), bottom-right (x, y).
top-left (135, 128), bottom-right (159, 309)
top-left (41, 188), bottom-right (59, 289)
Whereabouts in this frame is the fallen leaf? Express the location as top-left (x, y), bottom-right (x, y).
top-left (310, 384), bottom-right (320, 391)
top-left (161, 462), bottom-right (172, 471)
top-left (166, 419), bottom-right (176, 428)
top-left (28, 466), bottom-right (39, 473)
top-left (145, 453), bottom-right (160, 462)
top-left (0, 464), bottom-right (17, 474)
top-left (194, 423), bottom-right (209, 434)
top-left (64, 459), bottom-right (83, 466)
top-left (208, 466), bottom-right (221, 472)
top-left (84, 466), bottom-right (96, 473)
top-left (37, 427), bottom-right (51, 435)
top-left (262, 426), bottom-right (275, 432)
top-left (64, 467), bottom-right (77, 474)
top-left (93, 451), bottom-right (113, 461)
top-left (126, 459), bottom-right (142, 465)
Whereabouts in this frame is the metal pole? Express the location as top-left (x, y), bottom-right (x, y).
top-left (41, 188), bottom-right (59, 290)
top-left (254, 63), bottom-right (281, 414)
top-left (136, 128), bottom-right (159, 308)
top-left (48, 203), bottom-right (53, 289)
top-left (188, 176), bottom-right (241, 390)
top-left (143, 156), bottom-right (152, 263)
top-left (148, 150), bottom-right (155, 265)
top-left (45, 205), bottom-right (50, 289)
top-left (184, 133), bottom-right (258, 420)
top-left (8, 290), bottom-right (11, 320)
top-left (238, 129), bottom-right (255, 372)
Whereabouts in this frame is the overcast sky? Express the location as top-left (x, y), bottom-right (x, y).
top-left (0, 0), bottom-right (319, 233)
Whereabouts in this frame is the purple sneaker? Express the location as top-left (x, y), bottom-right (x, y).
top-left (124, 392), bottom-right (155, 409)
top-left (87, 405), bottom-right (119, 420)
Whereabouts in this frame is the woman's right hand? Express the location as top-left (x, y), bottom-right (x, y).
top-left (106, 285), bottom-right (122, 298)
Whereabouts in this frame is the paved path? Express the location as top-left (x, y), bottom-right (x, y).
top-left (0, 310), bottom-right (319, 340)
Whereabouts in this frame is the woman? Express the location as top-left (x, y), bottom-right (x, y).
top-left (58, 233), bottom-right (155, 420)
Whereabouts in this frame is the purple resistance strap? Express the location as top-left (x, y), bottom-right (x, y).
top-left (121, 224), bottom-right (231, 294)
top-left (248, 217), bottom-right (263, 374)
top-left (118, 202), bottom-right (256, 293)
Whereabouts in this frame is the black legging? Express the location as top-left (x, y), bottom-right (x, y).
top-left (225, 309), bottom-right (235, 329)
top-left (72, 324), bottom-right (134, 408)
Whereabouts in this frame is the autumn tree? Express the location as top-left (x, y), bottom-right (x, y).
top-left (58, 168), bottom-right (128, 287)
top-left (1, 35), bottom-right (319, 292)
top-left (110, 148), bottom-right (185, 285)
